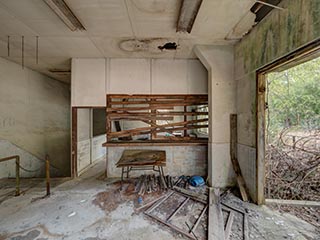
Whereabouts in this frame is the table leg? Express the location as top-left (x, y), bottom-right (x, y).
top-left (127, 166), bottom-right (129, 178)
top-left (121, 167), bottom-right (124, 190)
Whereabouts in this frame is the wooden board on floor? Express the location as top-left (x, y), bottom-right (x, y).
top-left (208, 188), bottom-right (225, 240)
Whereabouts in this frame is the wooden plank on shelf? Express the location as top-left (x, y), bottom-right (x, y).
top-left (103, 141), bottom-right (208, 147)
top-left (107, 94), bottom-right (208, 99)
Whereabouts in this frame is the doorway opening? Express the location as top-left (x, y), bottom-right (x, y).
top-left (256, 39), bottom-right (320, 226)
top-left (265, 57), bottom-right (320, 201)
top-left (72, 107), bottom-right (106, 177)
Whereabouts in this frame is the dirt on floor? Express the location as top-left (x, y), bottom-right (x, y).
top-left (1, 161), bottom-right (319, 240)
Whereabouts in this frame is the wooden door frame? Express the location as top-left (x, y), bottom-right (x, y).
top-left (256, 38), bottom-right (320, 205)
top-left (71, 106), bottom-right (106, 178)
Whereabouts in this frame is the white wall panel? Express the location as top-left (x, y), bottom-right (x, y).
top-left (151, 59), bottom-right (188, 94)
top-left (187, 60), bottom-right (208, 94)
top-left (71, 58), bottom-right (106, 106)
top-left (109, 59), bottom-right (151, 94)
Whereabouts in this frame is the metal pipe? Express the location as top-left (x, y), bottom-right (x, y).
top-left (21, 36), bottom-right (24, 69)
top-left (0, 155), bottom-right (20, 196)
top-left (46, 155), bottom-right (50, 196)
top-left (255, 0), bottom-right (285, 10)
top-left (16, 156), bottom-right (20, 196)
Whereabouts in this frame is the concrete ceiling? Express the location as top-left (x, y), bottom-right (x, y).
top-left (0, 0), bottom-right (256, 83)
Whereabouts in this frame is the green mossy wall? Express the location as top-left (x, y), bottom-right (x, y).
top-left (234, 0), bottom-right (320, 201)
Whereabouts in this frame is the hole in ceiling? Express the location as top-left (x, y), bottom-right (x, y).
top-left (158, 42), bottom-right (178, 51)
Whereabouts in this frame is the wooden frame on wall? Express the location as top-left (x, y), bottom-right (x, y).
top-left (104, 94), bottom-right (209, 146)
top-left (256, 38), bottom-right (320, 205)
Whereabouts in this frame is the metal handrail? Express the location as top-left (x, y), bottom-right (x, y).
top-left (0, 155), bottom-right (20, 196)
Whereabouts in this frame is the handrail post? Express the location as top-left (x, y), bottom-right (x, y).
top-left (46, 155), bottom-right (50, 196)
top-left (15, 155), bottom-right (20, 196)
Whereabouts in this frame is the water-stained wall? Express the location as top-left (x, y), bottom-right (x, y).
top-left (235, 0), bottom-right (320, 202)
top-left (0, 57), bottom-right (70, 177)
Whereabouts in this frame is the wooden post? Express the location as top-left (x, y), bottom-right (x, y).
top-left (230, 114), bottom-right (249, 202)
top-left (46, 155), bottom-right (50, 196)
top-left (15, 156), bottom-right (20, 196)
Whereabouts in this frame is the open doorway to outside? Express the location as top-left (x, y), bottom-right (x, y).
top-left (256, 40), bottom-right (320, 227)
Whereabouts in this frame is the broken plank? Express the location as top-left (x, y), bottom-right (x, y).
top-left (108, 119), bottom-right (208, 138)
top-left (145, 191), bottom-right (174, 214)
top-left (224, 211), bottom-right (234, 240)
top-left (190, 205), bottom-right (208, 233)
top-left (108, 94), bottom-right (208, 99)
top-left (108, 112), bottom-right (208, 116)
top-left (135, 195), bottom-right (166, 212)
top-left (166, 197), bottom-right (190, 222)
top-left (173, 186), bottom-right (208, 203)
top-left (145, 212), bottom-right (196, 240)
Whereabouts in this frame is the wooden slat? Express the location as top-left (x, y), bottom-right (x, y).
top-left (109, 100), bottom-right (208, 105)
top-left (108, 112), bottom-right (208, 116)
top-left (108, 94), bottom-right (208, 99)
top-left (108, 116), bottom-right (174, 121)
top-left (190, 205), bottom-right (208, 233)
top-left (108, 124), bottom-right (208, 139)
top-left (224, 211), bottom-right (234, 240)
top-left (105, 94), bottom-right (209, 144)
top-left (167, 197), bottom-right (190, 222)
top-left (108, 119), bottom-right (208, 138)
top-left (107, 106), bottom-right (175, 111)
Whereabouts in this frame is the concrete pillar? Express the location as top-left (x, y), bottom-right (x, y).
top-left (194, 45), bottom-right (236, 187)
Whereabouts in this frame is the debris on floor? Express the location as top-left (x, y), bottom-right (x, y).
top-left (1, 163), bottom-right (319, 240)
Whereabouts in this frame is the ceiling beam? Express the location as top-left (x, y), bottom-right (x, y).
top-left (176, 0), bottom-right (203, 33)
top-left (43, 0), bottom-right (85, 31)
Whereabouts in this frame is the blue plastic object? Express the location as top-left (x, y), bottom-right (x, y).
top-left (188, 176), bottom-right (205, 187)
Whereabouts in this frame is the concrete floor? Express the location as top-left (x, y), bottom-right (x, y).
top-left (0, 160), bottom-right (319, 240)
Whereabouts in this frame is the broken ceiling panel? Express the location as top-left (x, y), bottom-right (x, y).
top-left (251, 0), bottom-right (282, 23)
top-left (225, 11), bottom-right (256, 40)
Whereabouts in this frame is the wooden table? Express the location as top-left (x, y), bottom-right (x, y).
top-left (116, 150), bottom-right (166, 188)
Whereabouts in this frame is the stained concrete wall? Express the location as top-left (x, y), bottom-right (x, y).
top-left (71, 59), bottom-right (106, 107)
top-left (0, 57), bottom-right (70, 177)
top-left (77, 109), bottom-right (91, 173)
top-left (195, 45), bottom-right (236, 187)
top-left (234, 0), bottom-right (320, 202)
top-left (93, 108), bottom-right (106, 136)
top-left (107, 146), bottom-right (207, 178)
top-left (72, 58), bottom-right (208, 177)
top-left (71, 58), bottom-right (208, 107)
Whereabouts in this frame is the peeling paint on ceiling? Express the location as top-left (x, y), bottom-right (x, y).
top-left (0, 0), bottom-right (256, 83)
